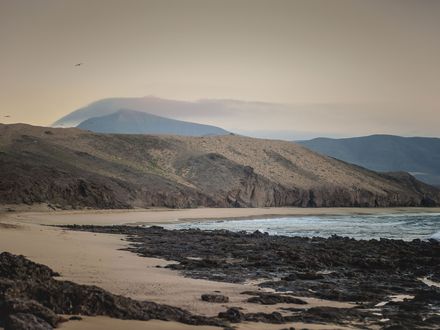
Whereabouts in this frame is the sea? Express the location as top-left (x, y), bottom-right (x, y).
top-left (162, 212), bottom-right (440, 241)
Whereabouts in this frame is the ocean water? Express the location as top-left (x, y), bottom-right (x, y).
top-left (162, 213), bottom-right (440, 241)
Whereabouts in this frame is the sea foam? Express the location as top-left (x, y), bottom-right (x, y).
top-left (430, 231), bottom-right (440, 241)
top-left (164, 213), bottom-right (440, 241)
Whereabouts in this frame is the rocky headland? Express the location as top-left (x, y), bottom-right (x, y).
top-left (1, 123), bottom-right (439, 209)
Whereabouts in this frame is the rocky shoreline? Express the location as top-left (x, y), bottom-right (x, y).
top-left (62, 225), bottom-right (440, 329)
top-left (0, 252), bottom-right (230, 330)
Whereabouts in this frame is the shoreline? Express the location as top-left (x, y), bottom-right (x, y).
top-left (0, 206), bottom-right (362, 330)
top-left (2, 205), bottom-right (440, 227)
top-left (1, 206), bottom-right (439, 329)
top-left (62, 223), bottom-right (440, 329)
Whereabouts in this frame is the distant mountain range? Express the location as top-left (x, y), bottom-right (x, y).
top-left (53, 99), bottom-right (440, 186)
top-left (77, 109), bottom-right (229, 136)
top-left (1, 124), bottom-right (439, 209)
top-left (298, 135), bottom-right (440, 186)
top-left (52, 96), bottom-right (235, 128)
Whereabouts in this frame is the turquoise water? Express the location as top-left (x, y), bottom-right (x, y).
top-left (162, 213), bottom-right (440, 241)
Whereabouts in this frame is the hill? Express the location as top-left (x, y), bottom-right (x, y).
top-left (298, 135), bottom-right (440, 186)
top-left (53, 96), bottom-right (227, 127)
top-left (76, 109), bottom-right (229, 136)
top-left (1, 124), bottom-right (439, 209)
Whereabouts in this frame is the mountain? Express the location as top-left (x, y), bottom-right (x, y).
top-left (76, 109), bottom-right (229, 136)
top-left (298, 135), bottom-right (440, 186)
top-left (1, 124), bottom-right (439, 209)
top-left (53, 96), bottom-right (232, 127)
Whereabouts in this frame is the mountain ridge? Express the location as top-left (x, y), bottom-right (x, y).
top-left (53, 96), bottom-right (234, 127)
top-left (298, 135), bottom-right (440, 186)
top-left (1, 124), bottom-right (439, 209)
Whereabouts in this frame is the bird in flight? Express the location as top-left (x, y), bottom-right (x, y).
top-left (74, 63), bottom-right (83, 67)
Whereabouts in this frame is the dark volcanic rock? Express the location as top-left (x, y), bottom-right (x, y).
top-left (5, 313), bottom-right (53, 330)
top-left (201, 294), bottom-right (229, 303)
top-left (282, 272), bottom-right (324, 281)
top-left (0, 252), bottom-right (227, 330)
top-left (294, 306), bottom-right (368, 323)
top-left (218, 308), bottom-right (293, 325)
top-left (3, 298), bottom-right (61, 327)
top-left (244, 311), bottom-right (285, 324)
top-left (63, 225), bottom-right (440, 329)
top-left (218, 308), bottom-right (244, 323)
top-left (219, 306), bottom-right (370, 326)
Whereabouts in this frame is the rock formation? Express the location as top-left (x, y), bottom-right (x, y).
top-left (1, 123), bottom-right (439, 209)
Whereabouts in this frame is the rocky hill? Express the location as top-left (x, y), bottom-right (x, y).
top-left (1, 124), bottom-right (439, 209)
top-left (298, 135), bottom-right (440, 186)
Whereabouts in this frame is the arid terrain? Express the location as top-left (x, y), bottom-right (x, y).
top-left (2, 1), bottom-right (440, 329)
top-left (1, 124), bottom-right (440, 330)
top-left (1, 123), bottom-right (439, 209)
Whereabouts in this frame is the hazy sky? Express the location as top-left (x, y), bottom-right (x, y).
top-left (0, 0), bottom-right (439, 138)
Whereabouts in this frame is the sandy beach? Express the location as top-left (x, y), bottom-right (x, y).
top-left (3, 205), bottom-right (439, 226)
top-left (1, 206), bottom-right (439, 329)
top-left (59, 316), bottom-right (357, 330)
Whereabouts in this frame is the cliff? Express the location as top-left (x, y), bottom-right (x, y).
top-left (1, 124), bottom-right (439, 209)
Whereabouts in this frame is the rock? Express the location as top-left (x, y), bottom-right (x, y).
top-left (5, 313), bottom-right (53, 330)
top-left (4, 299), bottom-right (61, 327)
top-left (245, 311), bottom-right (285, 324)
top-left (242, 292), bottom-right (307, 305)
top-left (2, 124), bottom-right (439, 209)
top-left (382, 326), bottom-right (410, 330)
top-left (218, 308), bottom-right (244, 323)
top-left (62, 225), bottom-right (440, 329)
top-left (201, 294), bottom-right (229, 303)
top-left (282, 272), bottom-right (324, 281)
top-left (0, 252), bottom-right (227, 329)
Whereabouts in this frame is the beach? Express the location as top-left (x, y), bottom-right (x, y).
top-left (1, 206), bottom-right (440, 329)
top-left (3, 205), bottom-right (439, 226)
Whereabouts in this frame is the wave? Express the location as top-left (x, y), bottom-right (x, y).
top-left (430, 231), bottom-right (440, 241)
top-left (165, 213), bottom-right (440, 241)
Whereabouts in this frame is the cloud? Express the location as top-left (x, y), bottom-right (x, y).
top-left (54, 96), bottom-right (440, 139)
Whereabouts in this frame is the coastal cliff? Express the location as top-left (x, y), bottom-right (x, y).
top-left (1, 124), bottom-right (439, 209)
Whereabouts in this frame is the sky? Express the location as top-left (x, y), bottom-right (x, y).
top-left (0, 0), bottom-right (439, 139)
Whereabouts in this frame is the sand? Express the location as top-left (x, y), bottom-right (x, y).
top-left (59, 316), bottom-right (358, 330)
top-left (3, 205), bottom-right (440, 226)
top-left (59, 317), bottom-right (221, 330)
top-left (2, 206), bottom-right (437, 329)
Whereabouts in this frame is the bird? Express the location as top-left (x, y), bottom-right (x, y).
top-left (74, 63), bottom-right (83, 67)
top-left (4, 115), bottom-right (10, 118)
